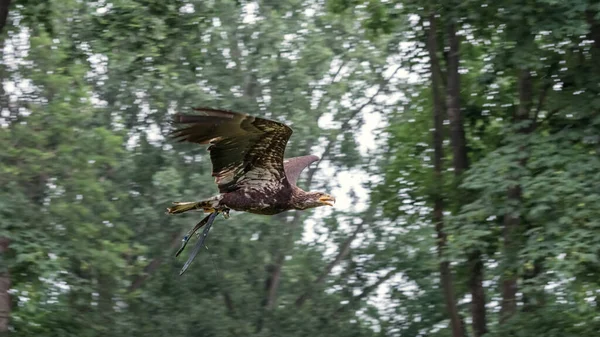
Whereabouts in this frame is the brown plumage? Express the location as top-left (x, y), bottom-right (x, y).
top-left (167, 108), bottom-right (335, 274)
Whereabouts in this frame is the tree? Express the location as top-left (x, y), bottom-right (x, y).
top-left (331, 1), bottom-right (600, 336)
top-left (0, 1), bottom-right (12, 335)
top-left (426, 12), bottom-right (465, 337)
top-left (3, 0), bottom-right (600, 336)
top-left (2, 1), bottom-right (395, 336)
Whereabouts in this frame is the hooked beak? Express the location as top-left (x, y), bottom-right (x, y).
top-left (318, 194), bottom-right (336, 207)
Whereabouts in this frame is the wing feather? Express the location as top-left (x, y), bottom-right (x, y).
top-left (170, 108), bottom-right (293, 193)
top-left (283, 155), bottom-right (320, 186)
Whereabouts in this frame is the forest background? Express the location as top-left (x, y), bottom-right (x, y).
top-left (1, 1), bottom-right (599, 336)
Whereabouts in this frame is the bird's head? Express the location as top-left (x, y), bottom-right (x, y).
top-left (294, 191), bottom-right (336, 210)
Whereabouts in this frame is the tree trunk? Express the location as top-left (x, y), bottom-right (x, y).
top-left (265, 254), bottom-right (284, 309)
top-left (500, 185), bottom-right (520, 322)
top-left (500, 69), bottom-right (533, 323)
top-left (522, 258), bottom-right (544, 312)
top-left (445, 21), bottom-right (488, 337)
top-left (0, 129), bottom-right (6, 326)
top-left (446, 22), bottom-right (468, 173)
top-left (586, 8), bottom-right (600, 50)
top-left (0, 0), bottom-right (9, 34)
top-left (0, 2), bottom-right (11, 335)
top-left (468, 252), bottom-right (486, 335)
top-left (0, 238), bottom-right (10, 336)
top-left (427, 14), bottom-right (465, 337)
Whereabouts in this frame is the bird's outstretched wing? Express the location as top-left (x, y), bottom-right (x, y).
top-left (171, 108), bottom-right (293, 193)
top-left (283, 155), bottom-right (319, 186)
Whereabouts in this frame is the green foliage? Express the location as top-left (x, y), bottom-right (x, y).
top-left (353, 0), bottom-right (600, 336)
top-left (2, 0), bottom-right (600, 336)
top-left (1, 0), bottom-right (395, 336)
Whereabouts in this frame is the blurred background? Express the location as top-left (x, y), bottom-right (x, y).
top-left (1, 0), bottom-right (599, 336)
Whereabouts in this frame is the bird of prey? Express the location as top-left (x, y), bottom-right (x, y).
top-left (167, 108), bottom-right (335, 275)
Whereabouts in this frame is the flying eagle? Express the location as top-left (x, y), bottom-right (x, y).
top-left (167, 108), bottom-right (335, 274)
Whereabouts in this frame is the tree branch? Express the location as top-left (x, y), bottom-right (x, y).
top-left (128, 230), bottom-right (182, 292)
top-left (540, 107), bottom-right (563, 125)
top-left (294, 205), bottom-right (375, 307)
top-left (306, 65), bottom-right (403, 183)
top-left (330, 269), bottom-right (397, 318)
top-left (331, 59), bottom-right (347, 83)
top-left (307, 55), bottom-right (349, 118)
